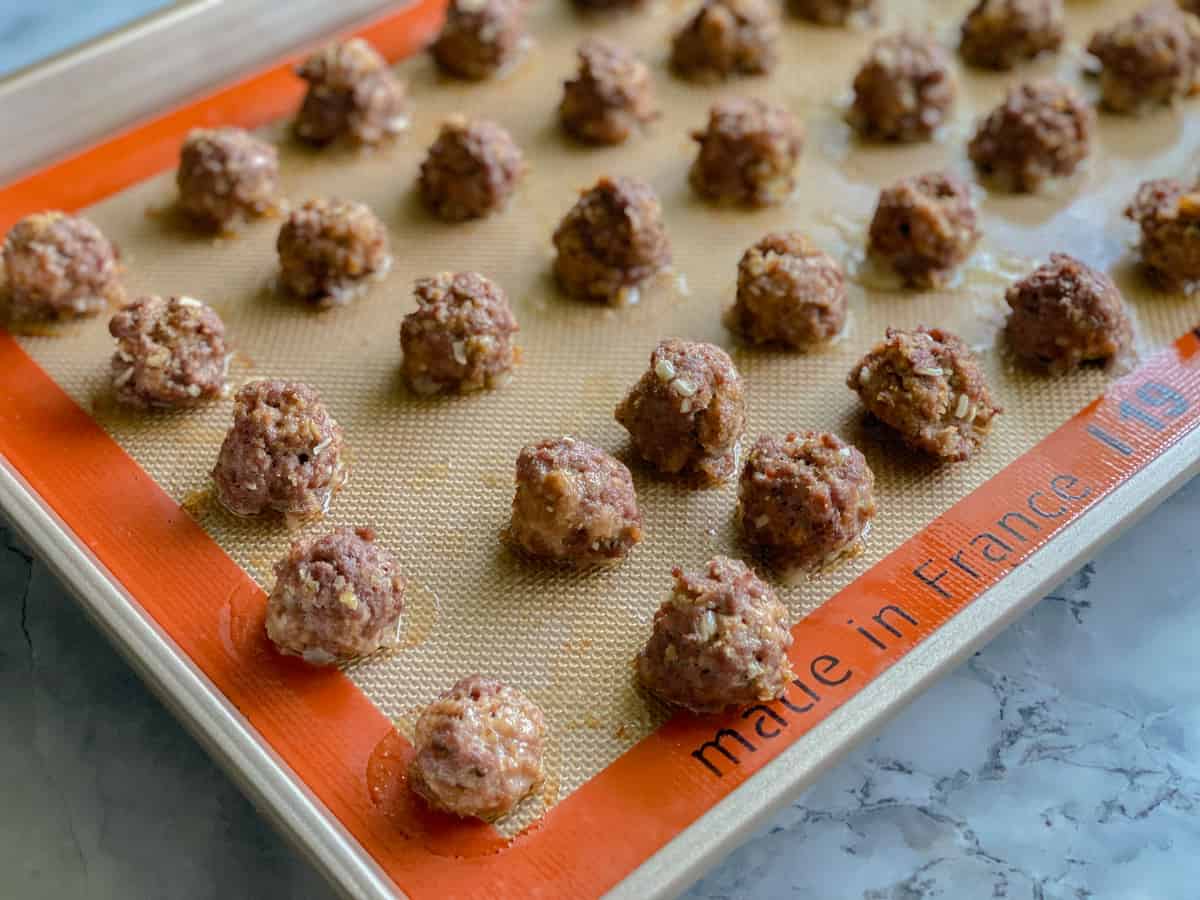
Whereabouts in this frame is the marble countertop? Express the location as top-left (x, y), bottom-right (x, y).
top-left (3, 5), bottom-right (1200, 899)
top-left (4, 477), bottom-right (1197, 898)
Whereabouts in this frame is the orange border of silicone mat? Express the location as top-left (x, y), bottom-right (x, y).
top-left (3, 4), bottom-right (1200, 897)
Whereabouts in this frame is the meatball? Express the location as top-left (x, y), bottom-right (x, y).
top-left (409, 675), bottom-right (545, 821)
top-left (636, 556), bottom-right (793, 714)
top-left (968, 80), bottom-right (1092, 193)
top-left (3, 212), bottom-right (123, 320)
top-left (108, 296), bottom-right (228, 409)
top-left (848, 32), bottom-right (956, 143)
top-left (867, 172), bottom-right (980, 289)
top-left (552, 175), bottom-right (672, 304)
top-left (689, 97), bottom-right (804, 207)
top-left (848, 326), bottom-right (1001, 461)
top-left (276, 198), bottom-right (391, 306)
top-left (1088, 3), bottom-right (1200, 114)
top-left (508, 437), bottom-right (643, 565)
top-left (294, 38), bottom-right (408, 146)
top-left (560, 39), bottom-right (657, 145)
top-left (212, 380), bottom-right (346, 518)
top-left (175, 127), bottom-right (280, 230)
top-left (1004, 254), bottom-right (1132, 374)
top-left (400, 271), bottom-right (519, 395)
top-left (959, 0), bottom-right (1065, 70)
top-left (739, 432), bottom-right (876, 577)
top-left (1124, 178), bottom-right (1200, 286)
top-left (788, 0), bottom-right (876, 26)
top-left (615, 339), bottom-right (747, 486)
top-left (265, 526), bottom-right (406, 665)
top-left (727, 232), bottom-right (846, 348)
top-left (419, 116), bottom-right (526, 222)
top-left (431, 0), bottom-right (527, 80)
top-left (670, 0), bottom-right (780, 81)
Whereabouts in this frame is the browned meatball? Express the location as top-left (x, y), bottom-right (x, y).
top-left (409, 675), bottom-right (545, 821)
top-left (968, 80), bottom-right (1092, 193)
top-left (108, 296), bottom-right (228, 409)
top-left (689, 97), bottom-right (804, 207)
top-left (788, 0), bottom-right (876, 26)
top-left (276, 198), bottom-right (391, 306)
top-left (3, 212), bottom-right (123, 320)
top-left (560, 39), bottom-right (657, 145)
top-left (848, 326), bottom-right (1001, 461)
top-left (637, 556), bottom-right (793, 714)
top-left (552, 176), bottom-right (672, 303)
top-left (615, 339), bottom-right (747, 486)
top-left (294, 38), bottom-right (408, 146)
top-left (509, 437), bottom-right (643, 565)
top-left (670, 0), bottom-right (780, 81)
top-left (1088, 3), bottom-right (1200, 114)
top-left (848, 32), bottom-right (956, 143)
top-left (959, 0), bottom-right (1065, 70)
top-left (868, 172), bottom-right (980, 289)
top-left (419, 116), bottom-right (526, 222)
top-left (1004, 254), bottom-right (1132, 374)
top-left (266, 526), bottom-right (406, 665)
top-left (212, 380), bottom-right (346, 518)
top-left (1124, 178), bottom-right (1200, 286)
top-left (175, 128), bottom-right (280, 230)
top-left (431, 0), bottom-right (528, 80)
top-left (400, 271), bottom-right (519, 395)
top-left (739, 432), bottom-right (876, 577)
top-left (727, 232), bottom-right (846, 348)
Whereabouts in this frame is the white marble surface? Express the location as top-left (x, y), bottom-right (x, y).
top-left (2, 477), bottom-right (1197, 899)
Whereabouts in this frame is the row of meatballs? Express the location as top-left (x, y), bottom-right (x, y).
top-left (436, 0), bottom-right (1200, 117)
top-left (65, 0), bottom-right (1200, 248)
top-left (7, 7), bottom-right (1199, 326)
top-left (0, 157), bottom-right (1169, 387)
top-left (423, 0), bottom-right (1200, 200)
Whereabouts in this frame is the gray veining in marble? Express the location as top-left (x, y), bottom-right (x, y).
top-left (3, 477), bottom-right (1197, 899)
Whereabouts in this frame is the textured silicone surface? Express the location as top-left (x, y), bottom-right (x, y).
top-left (9, 0), bottom-right (1200, 841)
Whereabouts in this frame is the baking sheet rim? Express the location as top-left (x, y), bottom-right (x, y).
top-left (0, 458), bottom-right (396, 900)
top-left (3, 0), bottom-right (1200, 894)
top-left (613, 424), bottom-right (1200, 898)
top-left (3, 429), bottom-right (1196, 900)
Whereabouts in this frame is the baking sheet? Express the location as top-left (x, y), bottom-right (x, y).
top-left (9, 0), bottom-right (1199, 839)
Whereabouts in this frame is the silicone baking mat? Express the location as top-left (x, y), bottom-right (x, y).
top-left (2, 0), bottom-right (1199, 895)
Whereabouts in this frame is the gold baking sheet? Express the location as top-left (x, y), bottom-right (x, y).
top-left (10, 0), bottom-right (1199, 836)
